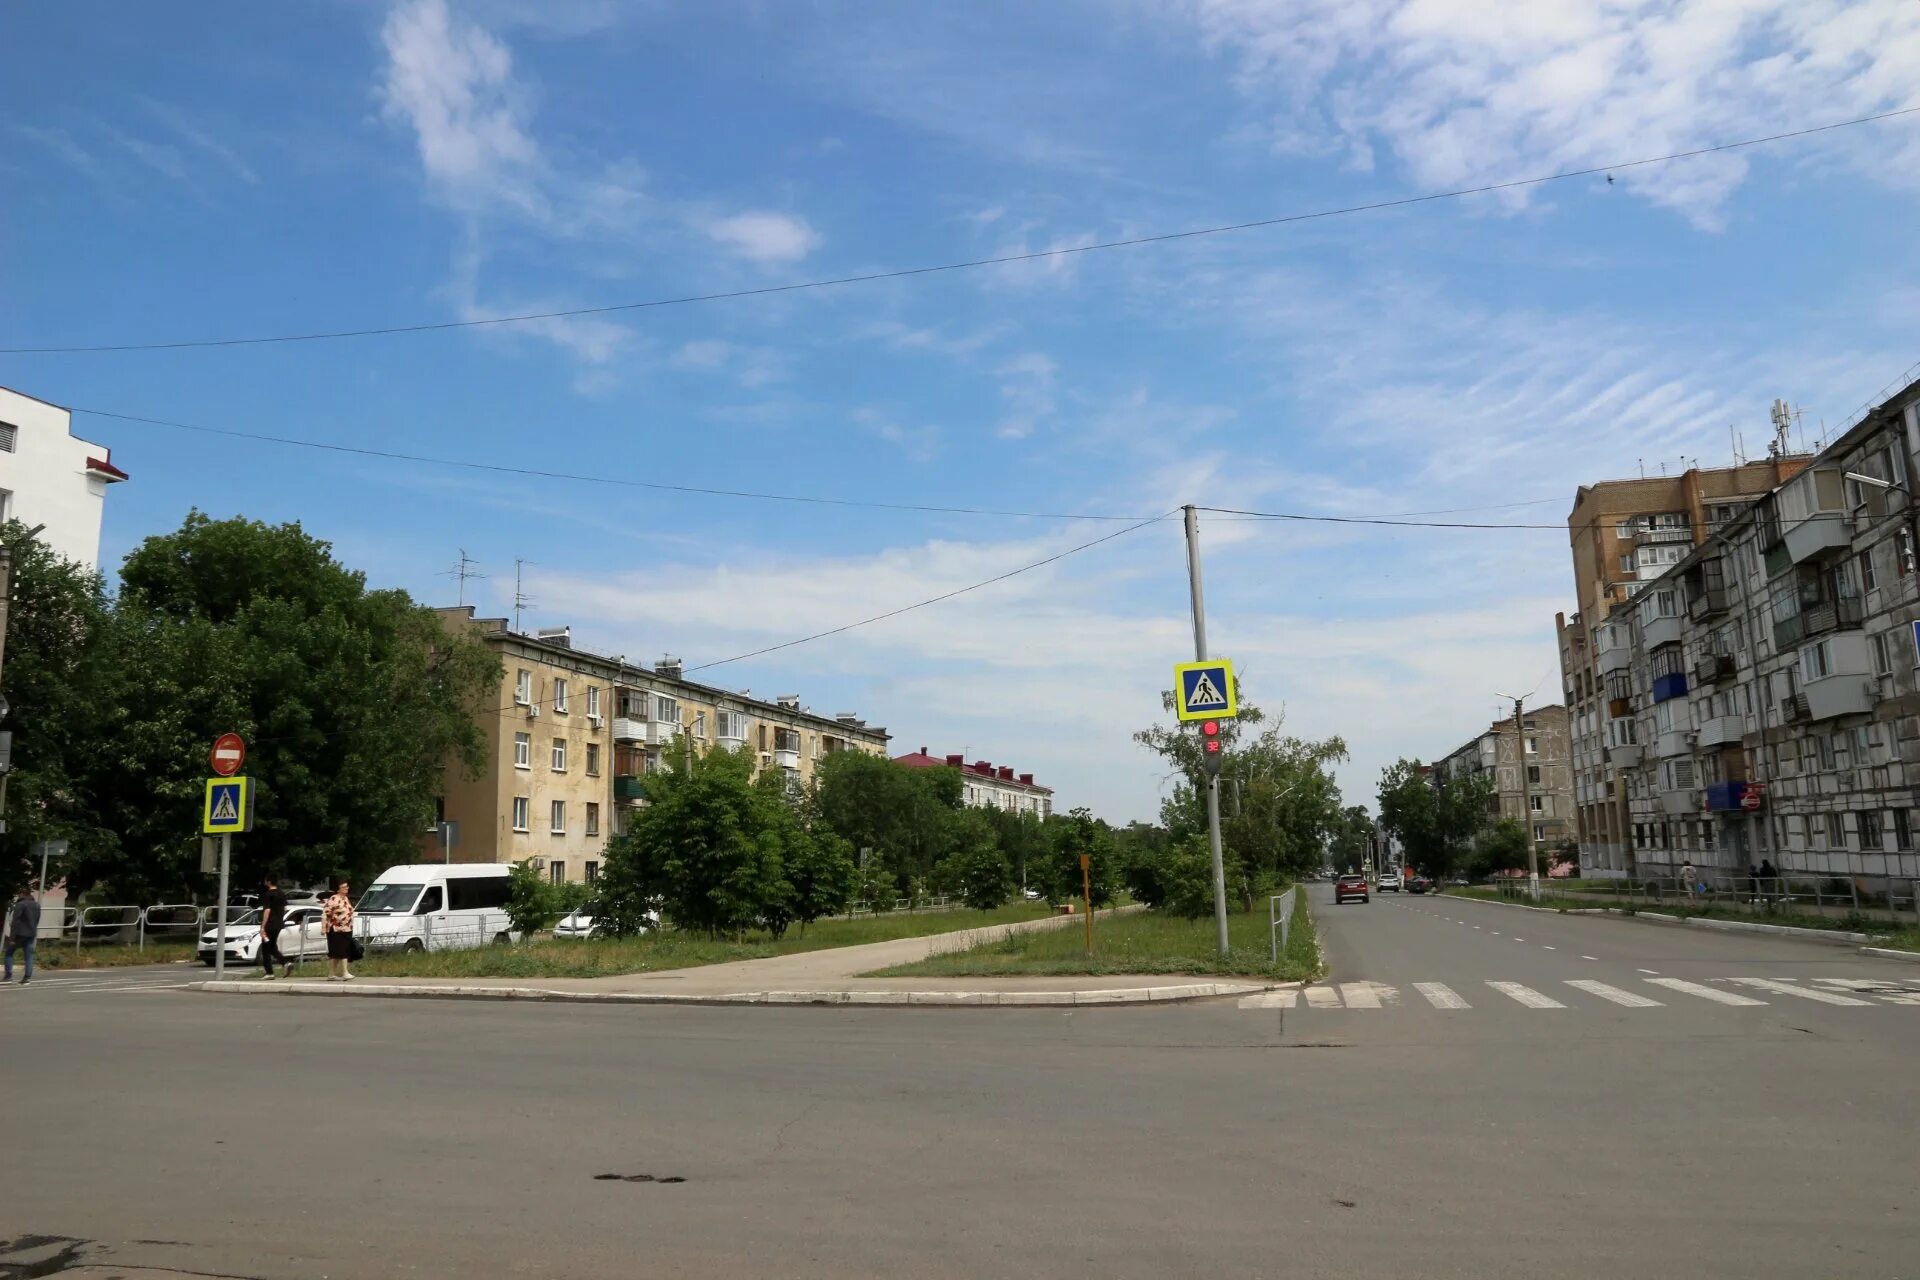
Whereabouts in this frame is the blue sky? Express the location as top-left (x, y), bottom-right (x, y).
top-left (5, 0), bottom-right (1919, 823)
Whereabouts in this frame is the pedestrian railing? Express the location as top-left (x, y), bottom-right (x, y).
top-left (138, 903), bottom-right (202, 951)
top-left (1480, 875), bottom-right (1920, 929)
top-left (73, 905), bottom-right (141, 949)
top-left (1268, 887), bottom-right (1298, 965)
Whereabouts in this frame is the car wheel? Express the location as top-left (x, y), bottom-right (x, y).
top-left (404, 939), bottom-right (426, 954)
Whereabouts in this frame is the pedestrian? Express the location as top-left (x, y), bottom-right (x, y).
top-left (1680, 860), bottom-right (1697, 903)
top-left (1758, 859), bottom-right (1780, 901)
top-left (4, 884), bottom-right (41, 984)
top-left (322, 877), bottom-right (355, 981)
top-left (259, 873), bottom-right (290, 980)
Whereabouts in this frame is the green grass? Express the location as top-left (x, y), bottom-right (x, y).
top-left (30, 942), bottom-right (197, 970)
top-left (347, 901), bottom-right (1054, 980)
top-left (1867, 930), bottom-right (1920, 953)
top-left (869, 892), bottom-right (1321, 981)
top-left (1441, 885), bottom-right (1906, 936)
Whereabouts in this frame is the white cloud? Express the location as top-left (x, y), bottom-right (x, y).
top-left (10, 125), bottom-right (103, 180)
top-left (698, 210), bottom-right (823, 264)
top-left (1195, 0), bottom-right (1920, 227)
top-left (138, 97), bottom-right (258, 184)
top-left (995, 352), bottom-right (1058, 440)
top-left (854, 407), bottom-right (942, 461)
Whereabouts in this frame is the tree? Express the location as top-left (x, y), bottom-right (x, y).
top-left (947, 821), bottom-right (1015, 911)
top-left (811, 752), bottom-right (962, 895)
top-left (1328, 805), bottom-right (1373, 872)
top-left (1377, 760), bottom-right (1492, 881)
top-left (1156, 835), bottom-right (1233, 921)
top-left (987, 807), bottom-right (1051, 894)
top-left (1044, 807), bottom-right (1117, 908)
top-left (1471, 818), bottom-right (1532, 878)
top-left (506, 860), bottom-right (564, 940)
top-left (781, 823), bottom-right (858, 934)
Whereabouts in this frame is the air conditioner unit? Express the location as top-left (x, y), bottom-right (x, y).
top-left (526, 704), bottom-right (540, 718)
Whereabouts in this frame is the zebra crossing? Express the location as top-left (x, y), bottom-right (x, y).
top-left (1236, 975), bottom-right (1920, 1012)
top-left (0, 968), bottom-right (199, 995)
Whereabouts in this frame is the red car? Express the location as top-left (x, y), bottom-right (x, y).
top-left (1335, 874), bottom-right (1370, 904)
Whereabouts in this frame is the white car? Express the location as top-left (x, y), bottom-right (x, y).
top-left (1376, 871), bottom-right (1401, 892)
top-left (197, 906), bottom-right (327, 967)
top-left (553, 910), bottom-right (598, 940)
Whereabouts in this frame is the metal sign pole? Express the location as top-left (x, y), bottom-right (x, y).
top-left (213, 833), bottom-right (231, 982)
top-left (1184, 505), bottom-right (1232, 956)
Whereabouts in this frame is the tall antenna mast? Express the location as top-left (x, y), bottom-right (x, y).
top-left (513, 558), bottom-right (535, 633)
top-left (446, 548), bottom-right (487, 607)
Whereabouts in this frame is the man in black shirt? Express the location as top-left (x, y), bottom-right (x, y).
top-left (259, 874), bottom-right (290, 979)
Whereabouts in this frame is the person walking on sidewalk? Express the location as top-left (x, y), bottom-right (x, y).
top-left (322, 878), bottom-right (356, 981)
top-left (4, 885), bottom-right (41, 984)
top-left (1680, 860), bottom-right (1698, 904)
top-left (259, 874), bottom-right (290, 979)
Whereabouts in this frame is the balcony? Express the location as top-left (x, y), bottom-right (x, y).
top-left (1651, 671), bottom-right (1688, 703)
top-left (1657, 788), bottom-right (1697, 817)
top-left (1691, 653), bottom-right (1734, 687)
top-left (1780, 692), bottom-right (1810, 723)
top-left (613, 774), bottom-right (646, 801)
top-left (1686, 586), bottom-right (1730, 622)
top-left (717, 732), bottom-right (749, 752)
top-left (1774, 470), bottom-right (1851, 566)
top-left (1642, 614), bottom-right (1682, 651)
top-left (1635, 526), bottom-right (1692, 545)
top-left (1703, 781), bottom-right (1756, 813)
top-left (642, 720), bottom-right (682, 747)
top-left (1608, 743), bottom-right (1643, 769)
top-left (1596, 631), bottom-right (1634, 676)
top-left (772, 748), bottom-right (801, 770)
top-left (1800, 593), bottom-right (1865, 640)
top-left (1695, 715), bottom-right (1744, 749)
top-left (1607, 696), bottom-right (1634, 719)
top-left (612, 716), bottom-right (646, 742)
top-left (1654, 727), bottom-right (1692, 759)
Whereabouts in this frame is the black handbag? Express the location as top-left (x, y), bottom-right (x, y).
top-left (349, 936), bottom-right (366, 961)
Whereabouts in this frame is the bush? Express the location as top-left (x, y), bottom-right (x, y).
top-left (1046, 807), bottom-right (1117, 908)
top-left (506, 861), bottom-right (564, 940)
top-left (950, 841), bottom-right (1015, 911)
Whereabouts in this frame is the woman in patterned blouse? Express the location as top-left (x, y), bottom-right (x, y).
top-left (322, 878), bottom-right (355, 981)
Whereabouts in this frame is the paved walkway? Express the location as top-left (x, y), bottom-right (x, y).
top-left (193, 904), bottom-right (1270, 1006)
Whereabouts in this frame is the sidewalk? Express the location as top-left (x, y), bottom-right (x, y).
top-left (193, 905), bottom-right (1271, 1007)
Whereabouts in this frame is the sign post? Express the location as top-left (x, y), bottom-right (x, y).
top-left (437, 820), bottom-right (460, 864)
top-left (1080, 853), bottom-right (1093, 955)
top-left (1175, 508), bottom-right (1242, 958)
top-left (202, 768), bottom-right (254, 983)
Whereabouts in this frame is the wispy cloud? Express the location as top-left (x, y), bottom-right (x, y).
top-left (10, 124), bottom-right (104, 180)
top-left (697, 210), bottom-right (822, 264)
top-left (995, 353), bottom-right (1058, 440)
top-left (137, 97), bottom-right (258, 184)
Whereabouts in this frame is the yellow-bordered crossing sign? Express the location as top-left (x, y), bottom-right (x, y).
top-left (1174, 659), bottom-right (1236, 722)
top-left (203, 776), bottom-right (255, 834)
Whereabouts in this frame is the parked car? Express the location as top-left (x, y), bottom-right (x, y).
top-left (355, 863), bottom-right (518, 954)
top-left (552, 910), bottom-right (597, 940)
top-left (1408, 876), bottom-right (1431, 895)
top-left (197, 905), bottom-right (327, 967)
top-left (1377, 870), bottom-right (1401, 892)
top-left (1334, 874), bottom-right (1370, 904)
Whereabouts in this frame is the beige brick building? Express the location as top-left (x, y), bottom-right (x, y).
top-left (428, 609), bottom-right (890, 883)
top-left (1436, 704), bottom-right (1575, 855)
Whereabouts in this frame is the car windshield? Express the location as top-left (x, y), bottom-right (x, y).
top-left (356, 884), bottom-right (422, 914)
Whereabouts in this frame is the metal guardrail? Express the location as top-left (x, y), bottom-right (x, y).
top-left (74, 905), bottom-right (141, 949)
top-left (1485, 874), bottom-right (1920, 928)
top-left (1268, 887), bottom-right (1298, 965)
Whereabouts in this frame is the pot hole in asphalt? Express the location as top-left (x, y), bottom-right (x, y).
top-left (595, 1173), bottom-right (687, 1184)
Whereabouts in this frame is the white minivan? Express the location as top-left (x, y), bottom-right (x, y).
top-left (354, 864), bottom-right (518, 954)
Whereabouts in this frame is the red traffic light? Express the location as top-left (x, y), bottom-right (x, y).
top-left (1201, 720), bottom-right (1219, 735)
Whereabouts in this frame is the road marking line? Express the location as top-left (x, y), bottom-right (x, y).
top-left (1725, 978), bottom-right (1872, 1006)
top-left (1542, 945), bottom-right (1556, 951)
top-left (1490, 931), bottom-right (1502, 936)
top-left (115, 983), bottom-right (196, 993)
top-left (1473, 926), bottom-right (1483, 930)
top-left (1237, 991), bottom-right (1297, 1009)
top-left (1582, 955), bottom-right (1598, 961)
top-left (1645, 977), bottom-right (1765, 1006)
top-left (1339, 982), bottom-right (1394, 1009)
top-left (1414, 982), bottom-right (1470, 1009)
top-left (1303, 985), bottom-right (1343, 1009)
top-left (1813, 979), bottom-right (1920, 1005)
top-left (1637, 968), bottom-right (1660, 975)
top-left (1487, 981), bottom-right (1565, 1009)
top-left (1566, 979), bottom-right (1664, 1008)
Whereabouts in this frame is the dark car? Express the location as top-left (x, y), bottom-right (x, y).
top-left (1408, 876), bottom-right (1431, 895)
top-left (1335, 874), bottom-right (1370, 904)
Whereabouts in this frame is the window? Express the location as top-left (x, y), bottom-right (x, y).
top-left (586, 685), bottom-right (600, 720)
top-left (584, 861), bottom-right (599, 883)
top-left (1825, 812), bottom-right (1845, 846)
top-left (1872, 632), bottom-right (1892, 675)
top-left (1525, 736), bottom-right (1539, 755)
top-left (717, 710), bottom-right (747, 740)
top-left (586, 743), bottom-right (601, 776)
top-left (551, 738), bottom-right (567, 771)
top-left (1817, 734), bottom-right (1836, 770)
top-left (654, 695), bottom-right (679, 726)
top-left (1895, 809), bottom-right (1913, 851)
top-left (550, 860), bottom-right (566, 885)
top-left (1530, 794), bottom-right (1545, 812)
top-left (550, 800), bottom-right (566, 834)
top-left (515, 669), bottom-right (533, 705)
top-left (415, 885), bottom-right (443, 915)
top-left (1801, 640), bottom-right (1831, 682)
top-left (1619, 553), bottom-right (1634, 574)
top-left (1858, 810), bottom-right (1882, 848)
top-left (1859, 549), bottom-right (1878, 594)
top-left (512, 797), bottom-right (530, 831)
top-left (553, 678), bottom-right (569, 714)
top-left (448, 875), bottom-right (512, 911)
top-left (1533, 824), bottom-right (1545, 842)
top-left (0, 490), bottom-right (10, 523)
top-left (0, 423), bottom-right (15, 452)
top-left (586, 802), bottom-right (600, 836)
top-left (514, 732), bottom-right (531, 769)
top-left (1528, 765), bottom-right (1541, 784)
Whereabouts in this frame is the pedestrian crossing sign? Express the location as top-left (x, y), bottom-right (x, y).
top-left (1174, 658), bottom-right (1237, 722)
top-left (203, 776), bottom-right (254, 834)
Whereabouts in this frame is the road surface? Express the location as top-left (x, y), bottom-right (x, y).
top-left (4, 892), bottom-right (1917, 1278)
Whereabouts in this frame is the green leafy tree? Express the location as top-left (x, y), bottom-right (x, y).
top-left (988, 807), bottom-right (1051, 894)
top-left (1471, 818), bottom-right (1532, 878)
top-left (781, 824), bottom-right (857, 934)
top-left (811, 751), bottom-right (962, 895)
top-left (506, 860), bottom-right (564, 940)
top-left (1157, 835), bottom-right (1231, 921)
top-left (947, 830), bottom-right (1015, 910)
top-left (1377, 760), bottom-right (1492, 881)
top-left (1328, 805), bottom-right (1373, 871)
top-left (1044, 807), bottom-right (1117, 908)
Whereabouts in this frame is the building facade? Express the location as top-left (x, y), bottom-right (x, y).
top-left (1579, 379), bottom-right (1920, 887)
top-left (1556, 454), bottom-right (1811, 876)
top-left (432, 609), bottom-right (892, 883)
top-left (1436, 705), bottom-right (1575, 855)
top-left (892, 749), bottom-right (1053, 818)
top-left (0, 386), bottom-right (129, 568)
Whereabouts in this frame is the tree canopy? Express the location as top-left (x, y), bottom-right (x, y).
top-left (1375, 759), bottom-right (1494, 879)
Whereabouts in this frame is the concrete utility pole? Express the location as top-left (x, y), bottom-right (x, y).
top-left (1182, 505), bottom-right (1232, 956)
top-left (1507, 696), bottom-right (1542, 900)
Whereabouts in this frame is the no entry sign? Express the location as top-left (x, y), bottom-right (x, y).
top-left (210, 733), bottom-right (246, 777)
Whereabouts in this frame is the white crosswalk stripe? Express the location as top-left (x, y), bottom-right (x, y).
top-left (1303, 985), bottom-right (1343, 1009)
top-left (1413, 982), bottom-right (1469, 1009)
top-left (1487, 981), bottom-right (1565, 1009)
top-left (1339, 982), bottom-right (1383, 1009)
top-left (1644, 977), bottom-right (1766, 1006)
top-left (1724, 978), bottom-right (1872, 1006)
top-left (1814, 979), bottom-right (1920, 1005)
top-left (1237, 990), bottom-right (1297, 1009)
top-left (1566, 979), bottom-right (1664, 1008)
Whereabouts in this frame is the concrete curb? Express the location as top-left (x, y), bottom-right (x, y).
top-left (190, 979), bottom-right (1268, 1007)
top-left (1859, 946), bottom-right (1920, 964)
top-left (1444, 893), bottom-right (1872, 944)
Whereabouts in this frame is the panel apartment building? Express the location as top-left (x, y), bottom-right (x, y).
top-left (0, 385), bottom-right (130, 568)
top-left (1569, 378), bottom-right (1920, 887)
top-left (431, 608), bottom-right (891, 883)
top-left (1435, 705), bottom-right (1574, 857)
top-left (1555, 450), bottom-right (1811, 876)
top-left (892, 749), bottom-right (1054, 819)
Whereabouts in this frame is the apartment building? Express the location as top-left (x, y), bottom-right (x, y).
top-left (892, 749), bottom-right (1054, 818)
top-left (1556, 451), bottom-right (1812, 876)
top-left (431, 609), bottom-right (891, 882)
top-left (0, 385), bottom-right (130, 568)
top-left (1436, 705), bottom-right (1574, 855)
top-left (1583, 378), bottom-right (1920, 887)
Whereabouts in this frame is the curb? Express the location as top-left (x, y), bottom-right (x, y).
top-left (1443, 893), bottom-right (1872, 944)
top-left (190, 979), bottom-right (1268, 1008)
top-left (1859, 946), bottom-right (1920, 965)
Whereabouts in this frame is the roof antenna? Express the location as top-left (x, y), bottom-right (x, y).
top-left (443, 548), bottom-right (487, 607)
top-left (513, 557), bottom-right (536, 633)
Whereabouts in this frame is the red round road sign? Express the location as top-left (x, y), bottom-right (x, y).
top-left (1740, 790), bottom-right (1762, 811)
top-left (210, 732), bottom-right (246, 777)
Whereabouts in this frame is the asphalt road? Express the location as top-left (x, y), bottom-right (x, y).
top-left (5, 891), bottom-right (1919, 1279)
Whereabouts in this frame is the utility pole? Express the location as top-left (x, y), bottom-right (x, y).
top-left (1182, 505), bottom-right (1231, 955)
top-left (1508, 696), bottom-right (1542, 900)
top-left (0, 540), bottom-right (12, 851)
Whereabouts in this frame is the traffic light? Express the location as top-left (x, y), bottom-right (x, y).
top-left (1199, 719), bottom-right (1224, 777)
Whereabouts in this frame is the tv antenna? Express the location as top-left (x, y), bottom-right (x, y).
top-left (513, 558), bottom-right (536, 633)
top-left (443, 548), bottom-right (487, 607)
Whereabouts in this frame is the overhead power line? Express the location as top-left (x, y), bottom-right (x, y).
top-left (11, 106), bottom-right (1919, 357)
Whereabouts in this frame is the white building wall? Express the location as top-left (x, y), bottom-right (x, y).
top-left (959, 775), bottom-right (1053, 819)
top-left (0, 388), bottom-right (125, 568)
